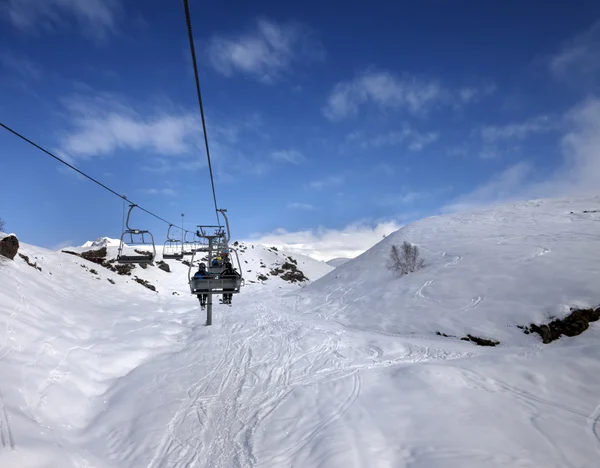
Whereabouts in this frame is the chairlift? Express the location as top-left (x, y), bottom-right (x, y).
top-left (117, 204), bottom-right (156, 264)
top-left (188, 209), bottom-right (243, 296)
top-left (182, 231), bottom-right (196, 256)
top-left (163, 224), bottom-right (183, 260)
top-left (188, 247), bottom-right (243, 295)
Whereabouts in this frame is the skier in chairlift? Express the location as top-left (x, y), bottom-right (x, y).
top-left (220, 261), bottom-right (239, 305)
top-left (193, 263), bottom-right (209, 308)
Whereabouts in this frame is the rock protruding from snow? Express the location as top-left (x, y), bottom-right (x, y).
top-left (524, 307), bottom-right (600, 343)
top-left (0, 234), bottom-right (19, 260)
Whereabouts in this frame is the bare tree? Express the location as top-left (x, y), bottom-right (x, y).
top-left (0, 218), bottom-right (4, 233)
top-left (387, 241), bottom-right (425, 275)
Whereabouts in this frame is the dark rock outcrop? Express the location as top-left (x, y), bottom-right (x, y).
top-left (0, 235), bottom-right (19, 260)
top-left (134, 276), bottom-right (156, 292)
top-left (437, 331), bottom-right (499, 346)
top-left (269, 261), bottom-right (308, 283)
top-left (524, 307), bottom-right (600, 343)
top-left (81, 247), bottom-right (107, 264)
top-left (157, 261), bottom-right (171, 273)
top-left (18, 253), bottom-right (42, 271)
top-left (463, 334), bottom-right (499, 347)
top-left (63, 249), bottom-right (135, 276)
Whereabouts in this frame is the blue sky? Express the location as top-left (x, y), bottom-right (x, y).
top-left (1, 0), bottom-right (600, 259)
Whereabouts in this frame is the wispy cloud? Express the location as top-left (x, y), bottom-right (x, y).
top-left (378, 191), bottom-right (423, 206)
top-left (323, 70), bottom-right (494, 121)
top-left (323, 70), bottom-right (443, 121)
top-left (58, 94), bottom-right (199, 159)
top-left (478, 115), bottom-right (558, 142)
top-left (0, 50), bottom-right (42, 81)
top-left (443, 162), bottom-right (532, 212)
top-left (549, 20), bottom-right (600, 86)
top-left (51, 240), bottom-right (74, 250)
top-left (306, 175), bottom-right (344, 190)
top-left (140, 188), bottom-right (177, 197)
top-left (347, 126), bottom-right (439, 152)
top-left (271, 149), bottom-right (305, 164)
top-left (287, 202), bottom-right (315, 210)
top-left (246, 221), bottom-right (402, 261)
top-left (1, 0), bottom-right (121, 42)
top-left (444, 97), bottom-right (600, 212)
top-left (206, 17), bottom-right (324, 84)
top-left (458, 83), bottom-right (496, 104)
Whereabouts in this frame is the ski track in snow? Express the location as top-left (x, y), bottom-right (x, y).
top-left (0, 389), bottom-right (14, 450)
top-left (589, 403), bottom-right (600, 454)
top-left (415, 280), bottom-right (441, 304)
top-left (142, 297), bottom-right (472, 468)
top-left (520, 246), bottom-right (551, 262)
top-left (442, 251), bottom-right (463, 267)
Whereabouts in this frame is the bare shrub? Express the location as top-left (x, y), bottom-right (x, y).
top-left (387, 241), bottom-right (425, 275)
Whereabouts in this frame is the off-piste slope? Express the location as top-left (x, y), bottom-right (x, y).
top-left (297, 196), bottom-right (600, 344)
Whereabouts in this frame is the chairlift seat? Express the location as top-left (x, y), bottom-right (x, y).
top-left (189, 277), bottom-right (241, 294)
top-left (163, 252), bottom-right (184, 260)
top-left (117, 254), bottom-right (154, 264)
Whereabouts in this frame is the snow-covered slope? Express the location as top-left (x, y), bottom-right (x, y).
top-left (298, 196), bottom-right (600, 344)
top-left (326, 257), bottom-right (352, 268)
top-left (1, 196), bottom-right (599, 468)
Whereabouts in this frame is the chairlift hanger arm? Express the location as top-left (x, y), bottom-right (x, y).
top-left (217, 209), bottom-right (231, 243)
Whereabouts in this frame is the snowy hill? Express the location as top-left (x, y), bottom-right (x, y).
top-left (326, 257), bottom-right (352, 268)
top-left (299, 196), bottom-right (600, 344)
top-left (1, 196), bottom-right (600, 467)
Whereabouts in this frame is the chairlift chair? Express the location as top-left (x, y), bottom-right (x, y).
top-left (182, 231), bottom-right (196, 256)
top-left (117, 204), bottom-right (156, 264)
top-left (163, 224), bottom-right (184, 260)
top-left (188, 248), bottom-right (243, 296)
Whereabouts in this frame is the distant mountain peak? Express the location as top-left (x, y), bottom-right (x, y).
top-left (82, 237), bottom-right (122, 248)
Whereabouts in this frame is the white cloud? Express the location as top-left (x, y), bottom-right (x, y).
top-left (549, 20), bottom-right (600, 85)
top-left (444, 97), bottom-right (600, 212)
top-left (479, 115), bottom-right (558, 142)
top-left (323, 70), bottom-right (495, 121)
top-left (323, 70), bottom-right (444, 120)
top-left (206, 17), bottom-right (324, 84)
top-left (306, 175), bottom-right (344, 190)
top-left (1, 0), bottom-right (120, 41)
top-left (287, 202), bottom-right (315, 210)
top-left (246, 221), bottom-right (402, 261)
top-left (271, 149), bottom-right (305, 164)
top-left (58, 94), bottom-right (199, 159)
